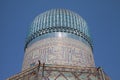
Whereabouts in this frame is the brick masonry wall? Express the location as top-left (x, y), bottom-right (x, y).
top-left (22, 37), bottom-right (95, 70)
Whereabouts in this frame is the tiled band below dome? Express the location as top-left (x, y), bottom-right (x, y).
top-left (25, 27), bottom-right (92, 49)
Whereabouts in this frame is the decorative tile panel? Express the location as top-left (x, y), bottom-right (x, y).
top-left (22, 37), bottom-right (95, 70)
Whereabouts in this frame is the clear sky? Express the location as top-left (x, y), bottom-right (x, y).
top-left (0, 0), bottom-right (120, 80)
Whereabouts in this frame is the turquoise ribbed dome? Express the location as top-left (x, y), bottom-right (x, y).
top-left (25, 9), bottom-right (92, 48)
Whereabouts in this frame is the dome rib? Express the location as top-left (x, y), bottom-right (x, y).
top-left (25, 9), bottom-right (92, 49)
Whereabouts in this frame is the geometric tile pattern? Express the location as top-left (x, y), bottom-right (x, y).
top-left (8, 64), bottom-right (110, 80)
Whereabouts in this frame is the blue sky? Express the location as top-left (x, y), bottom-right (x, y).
top-left (0, 0), bottom-right (120, 80)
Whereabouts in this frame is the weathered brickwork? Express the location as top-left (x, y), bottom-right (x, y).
top-left (22, 37), bottom-right (95, 70)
